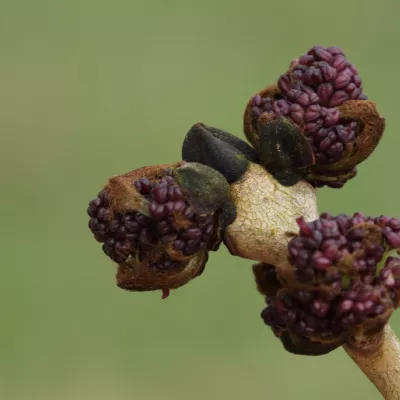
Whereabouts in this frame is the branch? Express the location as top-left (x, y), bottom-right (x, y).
top-left (343, 325), bottom-right (400, 399)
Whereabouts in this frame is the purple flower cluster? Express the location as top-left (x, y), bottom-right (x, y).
top-left (262, 213), bottom-right (400, 343)
top-left (289, 213), bottom-right (394, 285)
top-left (250, 46), bottom-right (368, 187)
top-left (262, 279), bottom-right (394, 342)
top-left (136, 176), bottom-right (217, 255)
top-left (87, 174), bottom-right (218, 267)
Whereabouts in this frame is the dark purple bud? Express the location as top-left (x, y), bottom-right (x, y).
top-left (353, 75), bottom-right (362, 87)
top-left (327, 46), bottom-right (344, 56)
top-left (135, 178), bottom-right (153, 194)
top-left (173, 201), bottom-right (186, 212)
top-left (116, 226), bottom-right (127, 240)
top-left (181, 228), bottom-right (203, 240)
top-left (374, 304), bottom-right (385, 315)
top-left (153, 185), bottom-right (168, 204)
top-left (317, 83), bottom-right (334, 106)
top-left (346, 83), bottom-right (357, 94)
top-left (339, 299), bottom-right (354, 315)
top-left (304, 105), bottom-right (321, 122)
top-left (161, 233), bottom-right (178, 244)
top-left (109, 219), bottom-right (120, 233)
top-left (287, 89), bottom-right (303, 102)
top-left (275, 99), bottom-right (290, 115)
top-left (157, 221), bottom-right (171, 236)
top-left (353, 302), bottom-right (365, 315)
top-left (251, 107), bottom-right (261, 118)
top-left (297, 217), bottom-right (314, 236)
top-left (98, 190), bottom-right (109, 205)
top-left (319, 136), bottom-right (332, 152)
top-left (341, 313), bottom-right (356, 327)
top-left (184, 206), bottom-right (194, 219)
top-left (292, 69), bottom-right (304, 81)
top-left (298, 54), bottom-right (315, 65)
top-left (320, 64), bottom-right (337, 81)
top-left (314, 256), bottom-right (332, 270)
top-left (311, 299), bottom-right (330, 318)
top-left (173, 187), bottom-right (184, 200)
top-left (326, 142), bottom-right (344, 160)
top-left (332, 54), bottom-right (347, 71)
top-left (164, 201), bottom-right (175, 215)
top-left (349, 64), bottom-right (358, 74)
top-left (97, 208), bottom-right (111, 221)
top-left (184, 240), bottom-right (201, 255)
top-left (323, 109), bottom-right (340, 127)
top-left (89, 198), bottom-right (101, 210)
top-left (151, 204), bottom-right (165, 220)
top-left (315, 49), bottom-right (333, 63)
top-left (290, 109), bottom-right (304, 124)
top-left (335, 72), bottom-right (351, 89)
top-left (305, 118), bottom-right (324, 134)
top-left (149, 201), bottom-right (157, 215)
top-left (324, 245), bottom-right (339, 260)
top-left (252, 95), bottom-right (262, 107)
top-left (278, 74), bottom-right (292, 94)
top-left (173, 240), bottom-right (185, 251)
top-left (297, 93), bottom-right (311, 107)
top-left (384, 232), bottom-right (400, 248)
top-left (328, 90), bottom-right (349, 107)
top-left (135, 213), bottom-right (152, 226)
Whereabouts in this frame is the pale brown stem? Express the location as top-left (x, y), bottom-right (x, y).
top-left (343, 325), bottom-right (400, 399)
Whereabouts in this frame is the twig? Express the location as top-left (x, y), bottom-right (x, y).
top-left (344, 325), bottom-right (400, 399)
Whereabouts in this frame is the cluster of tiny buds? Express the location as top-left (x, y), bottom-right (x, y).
top-left (87, 173), bottom-right (217, 268)
top-left (251, 45), bottom-right (368, 187)
top-left (288, 213), bottom-right (398, 285)
top-left (135, 176), bottom-right (216, 255)
top-left (262, 212), bottom-right (400, 343)
top-left (262, 279), bottom-right (394, 342)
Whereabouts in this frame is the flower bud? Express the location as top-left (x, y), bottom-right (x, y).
top-left (244, 45), bottom-right (385, 188)
top-left (87, 162), bottom-right (234, 296)
top-left (261, 213), bottom-right (400, 352)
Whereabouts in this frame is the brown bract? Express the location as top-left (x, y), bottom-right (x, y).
top-left (116, 251), bottom-right (208, 291)
top-left (308, 100), bottom-right (385, 180)
top-left (106, 162), bottom-right (184, 215)
top-left (253, 263), bottom-right (282, 297)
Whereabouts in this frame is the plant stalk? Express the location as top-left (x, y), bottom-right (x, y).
top-left (343, 325), bottom-right (400, 399)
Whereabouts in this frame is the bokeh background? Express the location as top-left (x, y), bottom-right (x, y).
top-left (1, 0), bottom-right (399, 399)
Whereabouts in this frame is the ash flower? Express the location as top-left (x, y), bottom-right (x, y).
top-left (88, 162), bottom-right (235, 296)
top-left (260, 213), bottom-right (400, 353)
top-left (244, 46), bottom-right (384, 188)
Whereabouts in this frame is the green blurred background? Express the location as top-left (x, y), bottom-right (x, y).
top-left (1, 0), bottom-right (399, 399)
